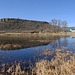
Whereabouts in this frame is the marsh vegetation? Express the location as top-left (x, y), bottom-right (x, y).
top-left (0, 49), bottom-right (75, 75)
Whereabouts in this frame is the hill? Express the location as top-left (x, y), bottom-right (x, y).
top-left (66, 27), bottom-right (75, 30)
top-left (0, 18), bottom-right (52, 33)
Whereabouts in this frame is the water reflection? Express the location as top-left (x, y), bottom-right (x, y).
top-left (0, 35), bottom-right (60, 50)
top-left (56, 36), bottom-right (68, 47)
top-left (0, 35), bottom-right (75, 71)
top-left (70, 36), bottom-right (75, 38)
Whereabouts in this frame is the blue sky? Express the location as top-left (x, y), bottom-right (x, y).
top-left (0, 0), bottom-right (75, 27)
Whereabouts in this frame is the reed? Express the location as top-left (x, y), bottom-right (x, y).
top-left (34, 52), bottom-right (75, 75)
top-left (0, 50), bottom-right (75, 75)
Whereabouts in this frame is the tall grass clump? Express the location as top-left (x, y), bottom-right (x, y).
top-left (34, 52), bottom-right (75, 75)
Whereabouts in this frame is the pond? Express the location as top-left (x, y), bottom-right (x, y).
top-left (0, 35), bottom-right (75, 70)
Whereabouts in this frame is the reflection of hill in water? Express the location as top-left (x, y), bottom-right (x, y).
top-left (0, 36), bottom-right (60, 50)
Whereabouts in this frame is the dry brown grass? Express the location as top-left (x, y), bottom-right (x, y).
top-left (0, 32), bottom-right (75, 37)
top-left (34, 52), bottom-right (75, 75)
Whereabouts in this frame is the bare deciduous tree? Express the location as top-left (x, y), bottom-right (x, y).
top-left (50, 19), bottom-right (58, 32)
top-left (57, 20), bottom-right (62, 32)
top-left (62, 21), bottom-right (67, 31)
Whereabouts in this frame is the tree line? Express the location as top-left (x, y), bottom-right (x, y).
top-left (50, 19), bottom-right (67, 32)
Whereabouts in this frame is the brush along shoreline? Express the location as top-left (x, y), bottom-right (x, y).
top-left (0, 48), bottom-right (75, 75)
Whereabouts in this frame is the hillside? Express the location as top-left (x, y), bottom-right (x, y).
top-left (66, 27), bottom-right (75, 30)
top-left (0, 18), bottom-right (52, 33)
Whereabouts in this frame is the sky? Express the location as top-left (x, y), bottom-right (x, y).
top-left (0, 0), bottom-right (75, 27)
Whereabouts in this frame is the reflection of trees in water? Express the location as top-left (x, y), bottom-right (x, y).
top-left (51, 41), bottom-right (58, 48)
top-left (58, 36), bottom-right (68, 47)
top-left (50, 36), bottom-right (61, 48)
top-left (50, 36), bottom-right (68, 48)
top-left (62, 36), bottom-right (68, 47)
top-left (56, 36), bottom-right (68, 47)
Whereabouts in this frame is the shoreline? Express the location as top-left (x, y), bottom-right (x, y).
top-left (0, 32), bottom-right (75, 37)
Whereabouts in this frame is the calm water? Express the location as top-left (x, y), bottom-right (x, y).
top-left (0, 36), bottom-right (75, 68)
